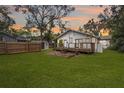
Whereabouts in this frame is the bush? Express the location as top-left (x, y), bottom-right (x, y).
top-left (112, 35), bottom-right (124, 52)
top-left (59, 39), bottom-right (64, 47)
top-left (118, 45), bottom-right (124, 52)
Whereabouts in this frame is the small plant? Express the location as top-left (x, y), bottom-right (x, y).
top-left (59, 39), bottom-right (64, 47)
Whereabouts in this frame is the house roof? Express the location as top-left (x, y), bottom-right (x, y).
top-left (56, 30), bottom-right (99, 39)
top-left (99, 36), bottom-right (112, 40)
top-left (0, 32), bottom-right (16, 39)
top-left (0, 31), bottom-right (30, 41)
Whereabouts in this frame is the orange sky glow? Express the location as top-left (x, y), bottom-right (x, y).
top-left (75, 6), bottom-right (104, 15)
top-left (9, 6), bottom-right (106, 33)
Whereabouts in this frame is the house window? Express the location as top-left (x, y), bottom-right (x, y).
top-left (87, 44), bottom-right (91, 49)
top-left (86, 38), bottom-right (90, 42)
top-left (83, 44), bottom-right (86, 48)
top-left (83, 39), bottom-right (86, 43)
top-left (79, 39), bottom-right (83, 43)
top-left (69, 37), bottom-right (73, 43)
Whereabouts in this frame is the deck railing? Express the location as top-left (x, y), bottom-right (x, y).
top-left (57, 42), bottom-right (95, 53)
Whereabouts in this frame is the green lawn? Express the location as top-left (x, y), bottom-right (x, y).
top-left (0, 49), bottom-right (124, 88)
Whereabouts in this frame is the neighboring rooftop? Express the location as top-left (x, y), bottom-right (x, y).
top-left (99, 35), bottom-right (112, 40)
top-left (0, 31), bottom-right (30, 41)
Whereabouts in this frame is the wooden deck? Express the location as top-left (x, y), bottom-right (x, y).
top-left (55, 43), bottom-right (95, 53)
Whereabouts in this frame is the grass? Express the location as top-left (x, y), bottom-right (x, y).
top-left (0, 49), bottom-right (124, 88)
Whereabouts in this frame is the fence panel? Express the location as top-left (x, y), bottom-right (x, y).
top-left (6, 42), bottom-right (27, 54)
top-left (0, 42), bottom-right (6, 54)
top-left (28, 42), bottom-right (41, 52)
top-left (0, 42), bottom-right (42, 54)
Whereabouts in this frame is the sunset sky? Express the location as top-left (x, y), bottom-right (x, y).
top-left (8, 5), bottom-right (105, 33)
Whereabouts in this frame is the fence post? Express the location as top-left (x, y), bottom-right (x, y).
top-left (40, 42), bottom-right (42, 51)
top-left (91, 43), bottom-right (95, 52)
top-left (28, 42), bottom-right (30, 52)
top-left (4, 42), bottom-right (8, 54)
top-left (25, 42), bottom-right (28, 52)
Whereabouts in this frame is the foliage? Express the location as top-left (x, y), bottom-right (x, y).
top-left (58, 21), bottom-right (68, 33)
top-left (59, 39), bottom-right (64, 47)
top-left (83, 19), bottom-right (102, 36)
top-left (31, 36), bottom-right (41, 41)
top-left (43, 32), bottom-right (53, 42)
top-left (78, 26), bottom-right (89, 33)
top-left (17, 30), bottom-right (31, 37)
top-left (78, 26), bottom-right (83, 32)
top-left (15, 5), bottom-right (75, 40)
top-left (11, 29), bottom-right (31, 38)
top-left (0, 6), bottom-right (15, 31)
top-left (98, 6), bottom-right (124, 52)
top-left (43, 20), bottom-right (55, 43)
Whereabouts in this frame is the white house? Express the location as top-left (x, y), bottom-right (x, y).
top-left (99, 36), bottom-right (111, 49)
top-left (56, 30), bottom-right (103, 53)
top-left (99, 28), bottom-right (111, 49)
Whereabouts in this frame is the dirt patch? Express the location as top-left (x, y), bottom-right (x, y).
top-left (48, 51), bottom-right (78, 58)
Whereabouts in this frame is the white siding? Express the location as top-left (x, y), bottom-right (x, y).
top-left (58, 31), bottom-right (88, 43)
top-left (57, 31), bottom-right (102, 53)
top-left (99, 40), bottom-right (110, 49)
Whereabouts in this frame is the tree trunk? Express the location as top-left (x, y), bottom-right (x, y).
top-left (40, 28), bottom-right (44, 41)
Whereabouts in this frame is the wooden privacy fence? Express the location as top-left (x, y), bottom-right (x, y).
top-left (0, 42), bottom-right (42, 54)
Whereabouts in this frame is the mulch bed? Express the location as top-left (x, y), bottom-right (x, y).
top-left (48, 51), bottom-right (79, 58)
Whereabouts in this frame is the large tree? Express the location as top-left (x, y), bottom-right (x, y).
top-left (0, 6), bottom-right (15, 32)
top-left (58, 21), bottom-right (69, 33)
top-left (43, 20), bottom-right (55, 43)
top-left (15, 5), bottom-right (75, 41)
top-left (98, 6), bottom-right (124, 52)
top-left (83, 18), bottom-right (101, 36)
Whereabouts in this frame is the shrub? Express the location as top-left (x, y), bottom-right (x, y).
top-left (59, 39), bottom-right (64, 47)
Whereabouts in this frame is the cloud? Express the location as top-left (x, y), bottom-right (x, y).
top-left (52, 26), bottom-right (80, 33)
top-left (61, 16), bottom-right (91, 23)
top-left (62, 17), bottom-right (83, 21)
top-left (75, 6), bottom-right (104, 15)
top-left (69, 27), bottom-right (79, 30)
